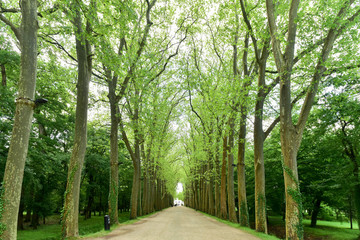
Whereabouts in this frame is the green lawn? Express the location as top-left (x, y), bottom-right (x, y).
top-left (17, 212), bottom-right (133, 240)
top-left (303, 218), bottom-right (359, 240)
top-left (268, 216), bottom-right (360, 240)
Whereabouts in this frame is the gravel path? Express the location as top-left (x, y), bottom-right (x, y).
top-left (85, 206), bottom-right (260, 240)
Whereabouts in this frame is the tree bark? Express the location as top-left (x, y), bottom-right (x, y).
top-left (214, 145), bottom-right (221, 218)
top-left (17, 199), bottom-right (24, 230)
top-left (227, 120), bottom-right (237, 223)
top-left (220, 136), bottom-right (228, 219)
top-left (130, 98), bottom-right (141, 219)
top-left (1, 64), bottom-right (6, 86)
top-left (254, 61), bottom-right (269, 233)
top-left (208, 161), bottom-right (215, 216)
top-left (84, 174), bottom-right (94, 220)
top-left (0, 1), bottom-right (38, 239)
top-left (62, 4), bottom-right (92, 237)
top-left (237, 107), bottom-right (249, 227)
top-left (107, 72), bottom-right (119, 225)
top-left (310, 197), bottom-right (321, 227)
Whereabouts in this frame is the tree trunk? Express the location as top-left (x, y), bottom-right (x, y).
top-left (142, 171), bottom-right (148, 215)
top-left (349, 196), bottom-right (353, 229)
top-left (130, 152), bottom-right (140, 219)
top-left (208, 162), bottom-right (215, 215)
top-left (85, 174), bottom-right (94, 220)
top-left (254, 62), bottom-right (268, 233)
top-left (214, 140), bottom-right (221, 217)
top-left (150, 165), bottom-right (156, 212)
top-left (1, 64), bottom-right (6, 86)
top-left (129, 100), bottom-right (141, 219)
top-left (310, 197), bottom-right (321, 227)
top-left (220, 136), bottom-right (228, 219)
top-left (227, 120), bottom-right (237, 223)
top-left (62, 5), bottom-right (92, 238)
top-left (0, 1), bottom-right (38, 239)
top-left (31, 212), bottom-right (39, 230)
top-left (351, 165), bottom-right (360, 231)
top-left (238, 108), bottom-right (249, 227)
top-left (108, 77), bottom-right (119, 224)
top-left (25, 208), bottom-right (31, 222)
top-left (17, 200), bottom-right (24, 230)
top-left (194, 180), bottom-right (199, 210)
top-left (281, 127), bottom-right (303, 239)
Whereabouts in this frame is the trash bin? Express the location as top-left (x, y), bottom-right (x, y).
top-left (104, 215), bottom-right (110, 230)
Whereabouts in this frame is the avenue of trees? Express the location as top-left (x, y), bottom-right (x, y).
top-left (0, 0), bottom-right (359, 240)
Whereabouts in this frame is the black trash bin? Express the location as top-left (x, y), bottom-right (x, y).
top-left (104, 215), bottom-right (110, 230)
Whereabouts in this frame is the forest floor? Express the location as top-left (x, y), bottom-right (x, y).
top-left (84, 206), bottom-right (260, 240)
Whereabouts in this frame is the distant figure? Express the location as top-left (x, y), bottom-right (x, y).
top-left (173, 198), bottom-right (184, 206)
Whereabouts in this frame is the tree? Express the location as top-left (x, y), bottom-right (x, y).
top-left (265, 0), bottom-right (359, 238)
top-left (0, 0), bottom-right (38, 238)
top-left (62, 0), bottom-right (93, 237)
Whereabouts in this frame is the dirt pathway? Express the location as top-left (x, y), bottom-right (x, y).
top-left (86, 206), bottom-right (260, 240)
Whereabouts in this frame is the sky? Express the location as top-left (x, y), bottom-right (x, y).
top-left (176, 182), bottom-right (183, 193)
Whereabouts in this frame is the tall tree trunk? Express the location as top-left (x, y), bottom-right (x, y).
top-left (310, 197), bottom-right (321, 227)
top-left (130, 100), bottom-right (141, 219)
top-left (220, 136), bottom-right (228, 219)
top-left (1, 64), bottom-right (6, 86)
top-left (155, 175), bottom-right (162, 211)
top-left (194, 179), bottom-right (199, 210)
top-left (238, 108), bottom-right (249, 227)
top-left (108, 74), bottom-right (119, 225)
top-left (17, 199), bottom-right (24, 230)
top-left (349, 196), bottom-right (353, 229)
top-left (150, 164), bottom-right (156, 212)
top-left (62, 5), bottom-right (92, 238)
top-left (281, 129), bottom-right (303, 239)
top-left (25, 208), bottom-right (31, 223)
top-left (130, 145), bottom-right (140, 219)
top-left (254, 62), bottom-right (268, 233)
top-left (0, 1), bottom-right (38, 239)
top-left (31, 212), bottom-right (39, 230)
top-left (85, 174), bottom-right (94, 220)
top-left (214, 152), bottom-right (221, 218)
top-left (227, 120), bottom-right (237, 223)
top-left (208, 162), bottom-right (215, 216)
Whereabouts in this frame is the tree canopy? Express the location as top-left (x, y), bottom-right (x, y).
top-left (0, 0), bottom-right (359, 239)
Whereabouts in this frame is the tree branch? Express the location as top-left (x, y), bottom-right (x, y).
top-left (296, 0), bottom-right (355, 132)
top-left (119, 112), bottom-right (136, 163)
top-left (266, 0), bottom-right (285, 69)
top-left (188, 81), bottom-right (208, 135)
top-left (264, 87), bottom-right (307, 139)
top-left (117, 0), bottom-right (156, 101)
top-left (40, 35), bottom-right (77, 61)
top-left (240, 0), bottom-right (260, 63)
top-left (0, 13), bottom-right (21, 41)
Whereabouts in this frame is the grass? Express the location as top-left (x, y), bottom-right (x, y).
top-left (304, 218), bottom-right (359, 240)
top-left (17, 212), bottom-right (142, 240)
top-left (268, 216), bottom-right (360, 240)
top-left (200, 212), bottom-right (280, 240)
top-left (17, 223), bottom-right (61, 240)
top-left (79, 212), bottom-right (157, 239)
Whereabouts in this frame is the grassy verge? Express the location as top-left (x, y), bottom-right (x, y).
top-left (17, 211), bottom-right (156, 240)
top-left (79, 212), bottom-right (157, 239)
top-left (268, 216), bottom-right (360, 240)
top-left (199, 212), bottom-right (280, 240)
top-left (304, 219), bottom-right (359, 240)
